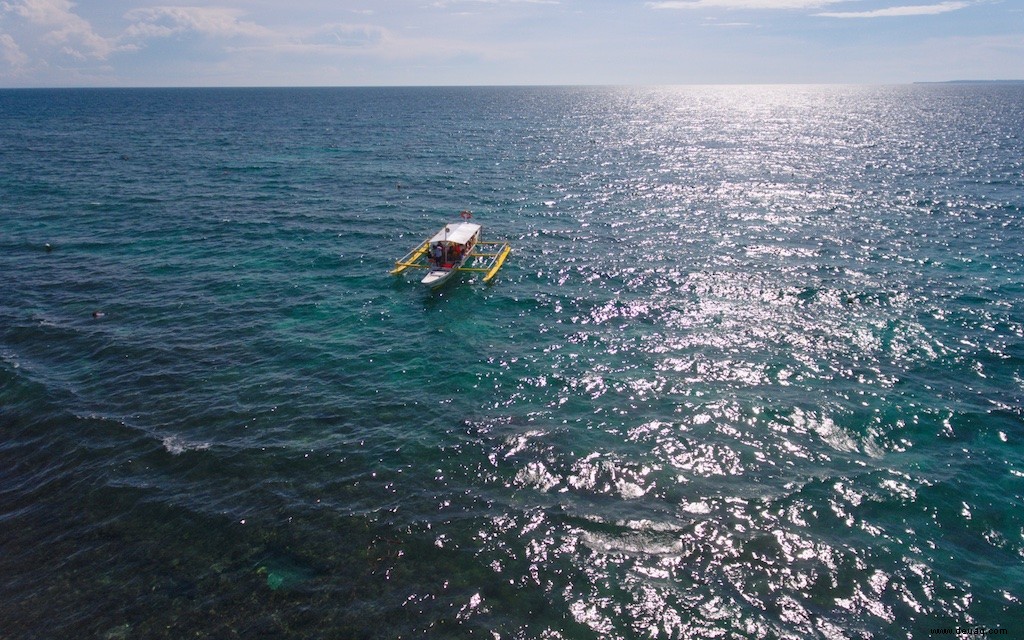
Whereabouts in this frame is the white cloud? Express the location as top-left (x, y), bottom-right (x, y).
top-left (314, 23), bottom-right (388, 49)
top-left (2, 0), bottom-right (116, 58)
top-left (649, 0), bottom-right (975, 12)
top-left (122, 7), bottom-right (274, 41)
top-left (0, 32), bottom-right (29, 68)
top-left (817, 1), bottom-right (970, 18)
top-left (649, 0), bottom-right (841, 9)
top-left (233, 20), bottom-right (504, 64)
top-left (252, 22), bottom-right (391, 54)
top-left (4, 0), bottom-right (74, 24)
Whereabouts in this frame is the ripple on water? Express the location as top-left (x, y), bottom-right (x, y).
top-left (3, 85), bottom-right (1024, 638)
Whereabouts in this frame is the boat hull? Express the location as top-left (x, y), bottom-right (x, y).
top-left (421, 267), bottom-right (459, 288)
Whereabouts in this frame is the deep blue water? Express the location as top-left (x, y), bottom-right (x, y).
top-left (1, 85), bottom-right (1023, 639)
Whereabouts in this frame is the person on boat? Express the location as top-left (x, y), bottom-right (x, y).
top-left (431, 242), bottom-right (443, 267)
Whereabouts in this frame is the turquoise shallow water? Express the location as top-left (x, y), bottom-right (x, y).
top-left (1, 85), bottom-right (1023, 638)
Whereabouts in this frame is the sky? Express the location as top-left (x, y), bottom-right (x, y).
top-left (0, 0), bottom-right (1021, 87)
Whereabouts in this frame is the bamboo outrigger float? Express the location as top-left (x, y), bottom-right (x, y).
top-left (390, 211), bottom-right (511, 288)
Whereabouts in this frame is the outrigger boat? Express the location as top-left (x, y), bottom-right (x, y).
top-left (390, 211), bottom-right (511, 288)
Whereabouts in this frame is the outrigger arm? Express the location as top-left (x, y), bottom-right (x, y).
top-left (459, 242), bottom-right (513, 283)
top-left (389, 241), bottom-right (430, 275)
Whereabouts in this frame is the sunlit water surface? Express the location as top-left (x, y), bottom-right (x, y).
top-left (1, 85), bottom-right (1023, 638)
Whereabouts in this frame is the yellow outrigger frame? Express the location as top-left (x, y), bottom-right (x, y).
top-left (389, 241), bottom-right (430, 276)
top-left (390, 240), bottom-right (512, 284)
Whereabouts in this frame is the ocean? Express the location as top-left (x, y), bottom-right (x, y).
top-left (1, 85), bottom-right (1022, 639)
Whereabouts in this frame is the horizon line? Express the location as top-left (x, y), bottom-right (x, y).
top-left (3, 80), bottom-right (1023, 91)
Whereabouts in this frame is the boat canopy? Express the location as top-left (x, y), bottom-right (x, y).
top-left (429, 222), bottom-right (480, 246)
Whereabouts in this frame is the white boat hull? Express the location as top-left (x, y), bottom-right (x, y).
top-left (421, 268), bottom-right (458, 288)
